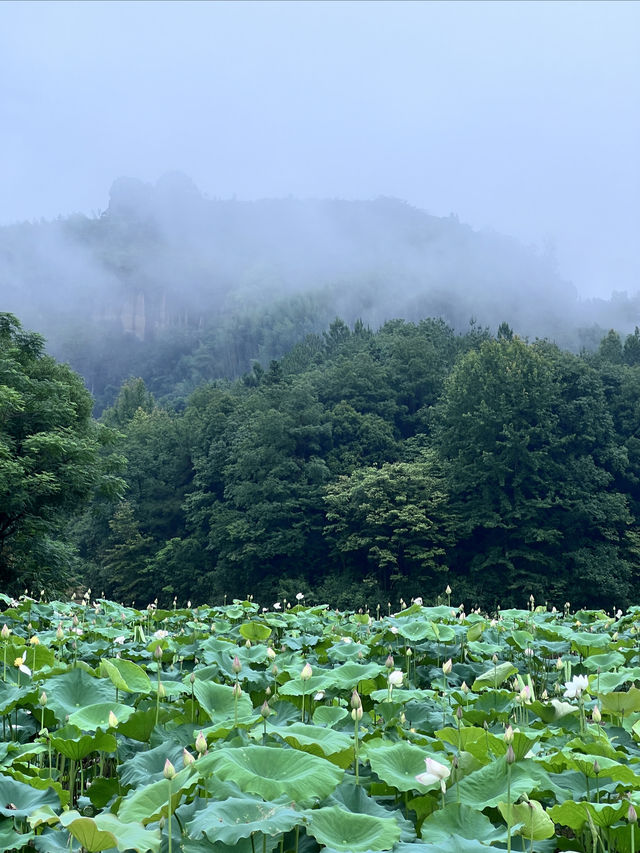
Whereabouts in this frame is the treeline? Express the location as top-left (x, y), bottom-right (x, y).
top-left (71, 317), bottom-right (640, 612)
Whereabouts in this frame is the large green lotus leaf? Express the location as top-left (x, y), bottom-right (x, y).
top-left (49, 726), bottom-right (116, 761)
top-left (99, 658), bottom-right (152, 694)
top-left (278, 674), bottom-right (332, 696)
top-left (0, 776), bottom-right (60, 818)
top-left (329, 779), bottom-right (416, 841)
top-left (192, 680), bottom-right (253, 723)
top-left (369, 742), bottom-right (444, 793)
top-left (182, 835), bottom-right (277, 853)
top-left (548, 800), bottom-right (628, 832)
top-left (562, 751), bottom-right (639, 785)
top-left (200, 745), bottom-right (343, 804)
top-left (529, 699), bottom-right (577, 723)
top-left (313, 706), bottom-right (349, 727)
top-left (446, 757), bottom-right (549, 809)
top-left (0, 822), bottom-right (34, 852)
top-left (597, 669), bottom-right (640, 692)
top-left (421, 803), bottom-right (506, 845)
top-left (472, 662), bottom-right (518, 691)
top-left (39, 670), bottom-right (115, 722)
top-left (582, 651), bottom-right (626, 672)
top-left (392, 842), bottom-right (495, 853)
top-left (326, 641), bottom-right (370, 661)
top-left (325, 661), bottom-right (386, 690)
top-left (259, 721), bottom-right (353, 766)
top-left (599, 686), bottom-right (640, 716)
top-left (497, 800), bottom-right (555, 840)
top-left (117, 766), bottom-right (196, 825)
top-left (238, 621), bottom-right (272, 642)
top-left (27, 806), bottom-right (61, 829)
top-left (394, 621), bottom-right (438, 643)
top-left (68, 702), bottom-right (135, 731)
top-left (116, 708), bottom-right (159, 743)
top-left (86, 776), bottom-right (120, 809)
top-left (32, 828), bottom-right (80, 853)
top-left (118, 742), bottom-right (186, 788)
top-left (571, 632), bottom-right (611, 656)
top-left (304, 805), bottom-right (400, 852)
top-left (186, 797), bottom-right (301, 844)
top-left (7, 769), bottom-right (69, 810)
top-left (59, 810), bottom-right (160, 853)
top-left (0, 682), bottom-right (28, 715)
top-left (504, 629), bottom-right (535, 651)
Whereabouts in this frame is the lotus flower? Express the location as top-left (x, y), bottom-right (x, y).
top-left (300, 662), bottom-right (313, 681)
top-left (563, 674), bottom-right (589, 699)
top-left (388, 669), bottom-right (404, 687)
top-left (416, 757), bottom-right (450, 792)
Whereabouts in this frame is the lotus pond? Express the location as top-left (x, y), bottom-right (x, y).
top-left (1, 593), bottom-right (640, 853)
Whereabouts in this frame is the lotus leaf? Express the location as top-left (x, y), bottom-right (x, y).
top-left (304, 805), bottom-right (401, 852)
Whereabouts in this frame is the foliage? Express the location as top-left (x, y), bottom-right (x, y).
top-left (0, 594), bottom-right (638, 853)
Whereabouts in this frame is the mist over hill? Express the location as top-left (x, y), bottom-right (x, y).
top-left (1, 173), bottom-right (638, 408)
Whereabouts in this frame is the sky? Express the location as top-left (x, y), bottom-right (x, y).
top-left (1, 0), bottom-right (638, 298)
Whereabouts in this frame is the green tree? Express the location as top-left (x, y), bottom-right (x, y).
top-left (0, 314), bottom-right (124, 593)
top-left (436, 337), bottom-right (635, 608)
top-left (324, 450), bottom-right (452, 601)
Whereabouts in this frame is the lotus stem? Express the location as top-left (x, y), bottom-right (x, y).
top-left (506, 762), bottom-right (512, 853)
top-left (167, 778), bottom-right (172, 853)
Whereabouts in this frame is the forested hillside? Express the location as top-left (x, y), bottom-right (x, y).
top-left (2, 174), bottom-right (639, 412)
top-left (62, 317), bottom-right (640, 612)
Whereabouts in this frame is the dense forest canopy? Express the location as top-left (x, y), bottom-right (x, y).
top-left (2, 174), bottom-right (639, 412)
top-left (2, 178), bottom-right (640, 611)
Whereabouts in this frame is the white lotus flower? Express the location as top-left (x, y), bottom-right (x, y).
top-left (153, 629), bottom-right (169, 639)
top-left (563, 674), bottom-right (589, 699)
top-left (388, 670), bottom-right (404, 687)
top-left (114, 636), bottom-right (125, 645)
top-left (415, 757), bottom-right (451, 792)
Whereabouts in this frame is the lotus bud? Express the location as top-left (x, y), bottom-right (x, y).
top-left (154, 645), bottom-right (163, 660)
top-left (300, 662), bottom-right (313, 681)
top-left (182, 748), bottom-right (195, 766)
top-left (629, 804), bottom-right (638, 824)
top-left (492, 653), bottom-right (498, 665)
top-left (351, 689), bottom-right (362, 710)
top-left (1, 624), bottom-right (10, 639)
top-left (385, 654), bottom-right (394, 669)
top-left (265, 685), bottom-right (272, 697)
top-left (39, 691), bottom-right (47, 707)
top-left (56, 624), bottom-right (64, 640)
top-left (442, 659), bottom-right (452, 676)
top-left (406, 647), bottom-right (412, 657)
top-left (163, 759), bottom-right (176, 780)
top-left (260, 700), bottom-right (271, 719)
top-left (351, 706), bottom-right (363, 721)
top-left (592, 705), bottom-right (602, 724)
top-left (445, 585), bottom-right (452, 595)
top-left (504, 725), bottom-right (514, 744)
top-left (506, 744), bottom-right (516, 765)
top-left (232, 655), bottom-right (242, 674)
top-left (108, 711), bottom-right (118, 728)
top-left (272, 664), bottom-right (278, 677)
top-left (245, 640), bottom-right (251, 648)
top-left (267, 647), bottom-right (276, 660)
top-left (73, 615), bottom-right (79, 627)
top-left (612, 631), bottom-right (619, 641)
top-left (556, 657), bottom-right (563, 670)
top-left (189, 672), bottom-right (195, 684)
top-left (232, 682), bottom-right (242, 697)
top-left (157, 681), bottom-right (166, 699)
top-left (456, 705), bottom-right (463, 721)
top-left (461, 681), bottom-right (469, 694)
top-left (593, 760), bottom-right (600, 775)
top-left (541, 689), bottom-right (548, 701)
top-left (195, 731), bottom-right (207, 755)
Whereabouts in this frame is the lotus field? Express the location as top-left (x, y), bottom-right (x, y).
top-left (1, 594), bottom-right (640, 853)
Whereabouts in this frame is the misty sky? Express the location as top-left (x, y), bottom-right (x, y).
top-left (1, 0), bottom-right (638, 298)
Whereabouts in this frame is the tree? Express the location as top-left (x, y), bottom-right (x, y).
top-left (324, 450), bottom-right (452, 601)
top-left (0, 314), bottom-right (124, 593)
top-left (435, 337), bottom-right (635, 608)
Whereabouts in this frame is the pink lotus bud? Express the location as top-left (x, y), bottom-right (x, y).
top-left (163, 759), bottom-right (176, 780)
top-left (232, 655), bottom-right (242, 674)
top-left (385, 654), bottom-right (394, 669)
top-left (506, 744), bottom-right (516, 765)
top-left (350, 689), bottom-right (362, 710)
top-left (629, 803), bottom-right (638, 824)
top-left (182, 748), bottom-right (195, 766)
top-left (260, 700), bottom-right (271, 719)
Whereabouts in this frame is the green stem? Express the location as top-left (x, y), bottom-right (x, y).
top-left (167, 778), bottom-right (172, 853)
top-left (631, 821), bottom-right (635, 853)
top-left (507, 763), bottom-right (512, 853)
top-left (353, 716), bottom-right (359, 785)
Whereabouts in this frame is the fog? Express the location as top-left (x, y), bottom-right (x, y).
top-left (0, 0), bottom-right (640, 348)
